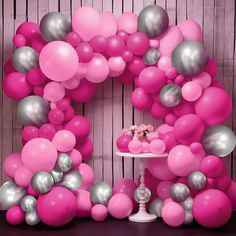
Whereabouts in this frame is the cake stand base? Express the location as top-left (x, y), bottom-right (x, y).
top-left (129, 211), bottom-right (157, 223)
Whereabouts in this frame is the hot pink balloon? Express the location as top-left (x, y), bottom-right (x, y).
top-left (14, 166), bottom-right (33, 187)
top-left (3, 153), bottom-right (23, 178)
top-left (127, 32), bottom-right (149, 55)
top-left (16, 22), bottom-right (39, 44)
top-left (21, 138), bottom-right (57, 173)
top-left (178, 20), bottom-right (202, 41)
top-left (106, 35), bottom-right (126, 57)
top-left (182, 81), bottom-right (202, 102)
top-left (204, 58), bottom-right (218, 78)
top-left (128, 56), bottom-right (146, 75)
top-left (173, 100), bottom-right (194, 117)
top-left (113, 178), bottom-right (137, 199)
top-left (66, 32), bottom-right (81, 47)
top-left (48, 109), bottom-right (65, 125)
top-left (4, 59), bottom-right (16, 76)
top-left (6, 205), bottom-right (25, 225)
top-left (116, 134), bottom-right (132, 152)
top-left (76, 189), bottom-right (93, 217)
top-left (78, 163), bottom-right (94, 190)
top-left (91, 204), bottom-right (108, 222)
top-left (13, 34), bottom-right (26, 48)
top-left (64, 105), bottom-right (75, 122)
top-left (39, 41), bottom-right (78, 82)
top-left (38, 123), bottom-right (56, 140)
top-left (159, 132), bottom-right (179, 152)
top-left (76, 42), bottom-right (94, 63)
top-left (43, 82), bottom-right (65, 102)
top-left (108, 56), bottom-right (126, 77)
top-left (99, 12), bottom-right (118, 37)
top-left (192, 72), bottom-right (211, 89)
top-left (226, 181), bottom-right (236, 209)
top-left (27, 67), bottom-right (47, 86)
top-left (157, 181), bottom-right (173, 200)
top-left (22, 125), bottom-right (39, 142)
top-left (122, 50), bottom-right (134, 63)
top-left (156, 124), bottom-right (173, 135)
top-left (90, 35), bottom-right (108, 53)
top-left (118, 12), bottom-right (137, 34)
top-left (151, 101), bottom-right (171, 120)
top-left (76, 138), bottom-right (93, 160)
top-left (131, 87), bottom-right (153, 110)
top-left (31, 35), bottom-right (47, 53)
top-left (56, 98), bottom-right (70, 111)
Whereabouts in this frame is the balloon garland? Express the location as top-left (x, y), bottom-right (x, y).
top-left (1, 5), bottom-right (236, 228)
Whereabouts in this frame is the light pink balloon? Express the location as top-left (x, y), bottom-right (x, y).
top-left (108, 56), bottom-right (126, 77)
top-left (128, 140), bottom-right (142, 154)
top-left (72, 7), bottom-right (101, 41)
top-left (78, 163), bottom-right (94, 190)
top-left (43, 81), bottom-right (65, 102)
top-left (68, 149), bottom-right (82, 168)
top-left (156, 124), bottom-right (174, 134)
top-left (99, 12), bottom-right (118, 37)
top-left (158, 56), bottom-right (173, 72)
top-left (118, 12), bottom-right (137, 34)
top-left (76, 189), bottom-right (93, 217)
top-left (157, 181), bottom-right (173, 200)
top-left (149, 139), bottom-right (166, 154)
top-left (14, 166), bottom-right (33, 187)
top-left (182, 81), bottom-right (202, 102)
top-left (3, 153), bottom-right (23, 178)
top-left (178, 20), bottom-right (202, 41)
top-left (158, 26), bottom-right (183, 56)
top-left (61, 75), bottom-right (81, 90)
top-left (85, 53), bottom-right (109, 83)
top-left (91, 204), bottom-right (108, 222)
top-left (131, 87), bottom-right (153, 110)
top-left (39, 41), bottom-right (78, 82)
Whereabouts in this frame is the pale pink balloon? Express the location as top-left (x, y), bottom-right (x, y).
top-left (182, 81), bottom-right (202, 102)
top-left (128, 140), bottom-right (142, 154)
top-left (72, 7), bottom-right (101, 41)
top-left (78, 163), bottom-right (94, 190)
top-left (157, 181), bottom-right (173, 200)
top-left (118, 12), bottom-right (137, 34)
top-left (142, 142), bottom-right (150, 153)
top-left (39, 41), bottom-right (78, 82)
top-left (149, 38), bottom-right (159, 48)
top-left (14, 166), bottom-right (33, 187)
top-left (158, 56), bottom-right (173, 72)
top-left (178, 20), bottom-right (202, 41)
top-left (61, 75), bottom-right (81, 90)
top-left (99, 12), bottom-right (118, 37)
top-left (158, 26), bottom-right (183, 56)
top-left (108, 56), bottom-right (126, 77)
top-left (192, 72), bottom-right (212, 89)
top-left (68, 149), bottom-right (82, 168)
top-left (43, 81), bottom-right (65, 102)
top-left (85, 53), bottom-right (109, 83)
top-left (76, 189), bottom-right (93, 217)
top-left (156, 124), bottom-right (174, 135)
top-left (149, 139), bottom-right (166, 154)
top-left (3, 152), bottom-right (23, 178)
top-left (91, 204), bottom-right (108, 222)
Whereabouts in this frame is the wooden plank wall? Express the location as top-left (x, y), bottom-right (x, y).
top-left (0, 0), bottom-right (236, 185)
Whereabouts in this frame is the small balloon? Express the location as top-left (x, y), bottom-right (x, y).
top-left (180, 196), bottom-right (193, 211)
top-left (90, 182), bottom-right (112, 205)
top-left (54, 153), bottom-right (72, 172)
top-left (20, 195), bottom-right (37, 213)
top-left (134, 187), bottom-right (151, 203)
top-left (143, 48), bottom-right (160, 65)
top-left (25, 211), bottom-right (40, 225)
top-left (50, 169), bottom-right (63, 183)
top-left (60, 170), bottom-right (82, 191)
top-left (184, 210), bottom-right (194, 225)
top-left (188, 171), bottom-right (206, 190)
top-left (171, 183), bottom-right (190, 203)
top-left (149, 198), bottom-right (163, 217)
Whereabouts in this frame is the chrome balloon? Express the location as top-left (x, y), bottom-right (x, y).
top-left (20, 195), bottom-right (37, 213)
top-left (159, 84), bottom-right (182, 107)
top-left (134, 187), bottom-right (151, 203)
top-left (188, 171), bottom-right (206, 190)
top-left (149, 198), bottom-right (163, 217)
top-left (31, 171), bottom-right (54, 194)
top-left (201, 125), bottom-right (236, 157)
top-left (60, 170), bottom-right (82, 191)
top-left (138, 5), bottom-right (169, 37)
top-left (171, 40), bottom-right (208, 76)
top-left (171, 183), bottom-right (190, 203)
top-left (90, 182), bottom-right (112, 205)
top-left (50, 169), bottom-right (64, 183)
top-left (17, 95), bottom-right (50, 127)
top-left (40, 12), bottom-right (71, 42)
top-left (184, 210), bottom-right (193, 225)
top-left (143, 48), bottom-right (160, 65)
top-left (25, 211), bottom-right (40, 225)
top-left (180, 197), bottom-right (193, 211)
top-left (0, 180), bottom-right (26, 210)
top-left (54, 153), bottom-right (72, 172)
top-left (12, 46), bottom-right (39, 73)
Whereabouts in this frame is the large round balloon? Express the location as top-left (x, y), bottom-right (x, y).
top-left (39, 41), bottom-right (78, 82)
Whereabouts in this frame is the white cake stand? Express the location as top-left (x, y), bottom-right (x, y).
top-left (116, 151), bottom-right (168, 223)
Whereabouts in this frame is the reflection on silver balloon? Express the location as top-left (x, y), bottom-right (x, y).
top-left (188, 171), bottom-right (206, 190)
top-left (0, 180), bottom-right (26, 210)
top-left (180, 197), bottom-right (193, 211)
top-left (159, 84), bottom-right (182, 107)
top-left (143, 48), bottom-right (160, 65)
top-left (149, 198), bottom-right (163, 217)
top-left (134, 187), bottom-right (151, 203)
top-left (12, 46), bottom-right (39, 73)
top-left (138, 5), bottom-right (169, 37)
top-left (31, 171), bottom-right (54, 194)
top-left (201, 125), bottom-right (236, 157)
top-left (20, 195), bottom-right (37, 213)
top-left (184, 210), bottom-right (193, 225)
top-left (171, 40), bottom-right (208, 76)
top-left (171, 183), bottom-right (189, 203)
top-left (60, 170), bottom-right (82, 191)
top-left (90, 182), bottom-right (112, 205)
top-left (50, 169), bottom-right (63, 183)
top-left (25, 211), bottom-right (40, 225)
top-left (17, 95), bottom-right (50, 127)
top-left (54, 153), bottom-right (72, 172)
top-left (40, 12), bottom-right (71, 42)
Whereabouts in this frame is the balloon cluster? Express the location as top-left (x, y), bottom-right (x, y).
top-left (1, 4), bottom-right (236, 228)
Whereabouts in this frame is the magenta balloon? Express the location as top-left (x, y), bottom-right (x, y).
top-left (157, 181), bottom-right (173, 200)
top-left (151, 101), bottom-right (171, 120)
top-left (159, 131), bottom-right (179, 152)
top-left (31, 35), bottom-right (47, 53)
top-left (122, 50), bottom-right (134, 63)
top-left (66, 32), bottom-right (81, 47)
top-left (194, 87), bottom-right (232, 125)
top-left (13, 34), bottom-right (26, 48)
top-left (127, 32), bottom-right (149, 55)
top-left (204, 58), bottom-right (218, 78)
top-left (3, 72), bottom-right (32, 100)
top-left (27, 67), bottom-right (47, 86)
top-left (3, 153), bottom-right (23, 178)
top-left (173, 100), bottom-right (194, 117)
top-left (76, 189), bottom-right (93, 217)
top-left (22, 125), bottom-right (39, 142)
top-left (113, 178), bottom-right (137, 199)
top-left (116, 134), bottom-right (132, 152)
top-left (38, 123), bottom-right (56, 140)
top-left (117, 30), bottom-right (129, 42)
top-left (76, 42), bottom-right (94, 63)
top-left (68, 148), bottom-right (82, 168)
top-left (139, 67), bottom-right (166, 93)
top-left (64, 106), bottom-right (75, 122)
top-left (69, 79), bottom-right (96, 102)
top-left (106, 35), bottom-right (126, 56)
top-left (226, 181), bottom-right (236, 209)
top-left (39, 41), bottom-right (78, 82)
top-left (90, 35), bottom-right (108, 53)
top-left (76, 138), bottom-right (93, 160)
top-left (48, 109), bottom-right (65, 125)
top-left (4, 59), bottom-right (16, 76)
top-left (193, 189), bottom-right (232, 228)
top-left (117, 69), bottom-right (135, 84)
top-left (78, 163), bottom-right (94, 190)
top-left (131, 87), bottom-right (152, 110)
top-left (56, 98), bottom-right (70, 111)
top-left (37, 186), bottom-right (77, 226)
top-left (6, 205), bottom-right (25, 225)
top-left (16, 22), bottom-right (39, 44)
top-left (128, 56), bottom-right (146, 75)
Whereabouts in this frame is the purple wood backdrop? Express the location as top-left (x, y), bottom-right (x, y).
top-left (0, 0), bottom-right (235, 186)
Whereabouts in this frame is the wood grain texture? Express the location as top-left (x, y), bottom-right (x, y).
top-left (0, 0), bottom-right (236, 185)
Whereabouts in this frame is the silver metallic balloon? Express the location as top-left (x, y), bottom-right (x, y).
top-left (40, 12), bottom-right (71, 42)
top-left (159, 84), bottom-right (182, 107)
top-left (60, 170), bottom-right (82, 191)
top-left (171, 40), bottom-right (208, 76)
top-left (134, 187), bottom-right (151, 203)
top-left (138, 5), bottom-right (169, 37)
top-left (17, 95), bottom-right (50, 127)
top-left (201, 125), bottom-right (236, 157)
top-left (20, 195), bottom-right (37, 213)
top-left (171, 183), bottom-right (190, 203)
top-left (184, 210), bottom-right (193, 225)
top-left (188, 171), bottom-right (206, 190)
top-left (31, 171), bottom-right (54, 194)
top-left (50, 169), bottom-right (64, 183)
top-left (0, 180), bottom-right (26, 210)
top-left (25, 211), bottom-right (40, 225)
top-left (143, 48), bottom-right (160, 65)
top-left (90, 182), bottom-right (112, 205)
top-left (180, 197), bottom-right (193, 211)
top-left (149, 198), bottom-right (163, 217)
top-left (54, 153), bottom-right (72, 172)
top-left (12, 46), bottom-right (39, 73)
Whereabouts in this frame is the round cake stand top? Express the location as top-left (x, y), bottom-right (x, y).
top-left (116, 151), bottom-right (168, 159)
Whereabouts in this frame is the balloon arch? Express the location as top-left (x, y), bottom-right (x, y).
top-left (1, 5), bottom-right (236, 228)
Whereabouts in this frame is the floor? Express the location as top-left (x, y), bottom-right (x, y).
top-left (0, 212), bottom-right (235, 236)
